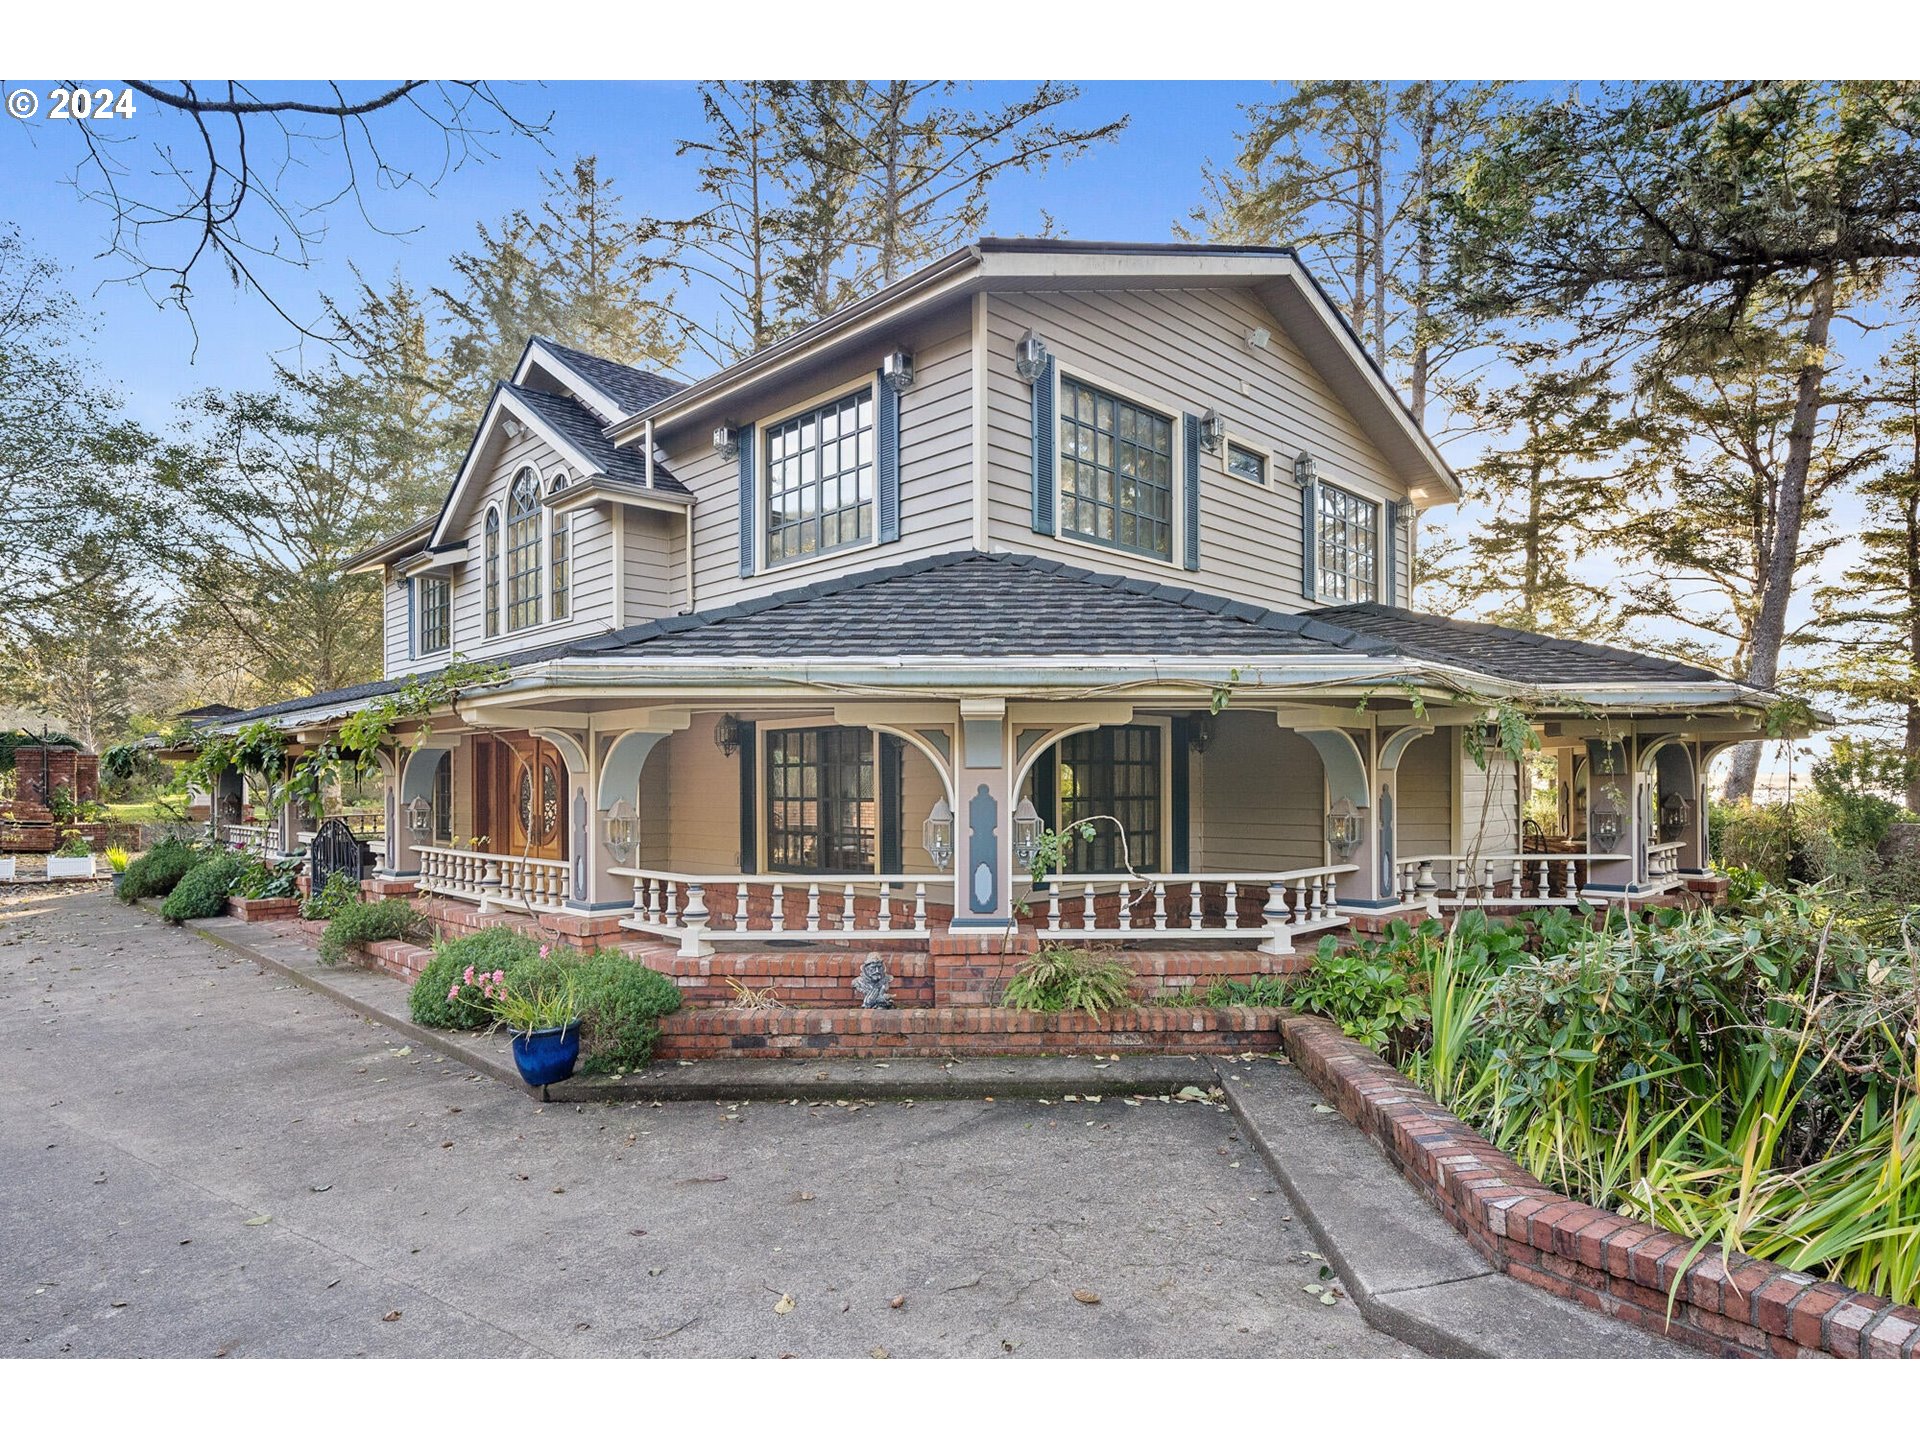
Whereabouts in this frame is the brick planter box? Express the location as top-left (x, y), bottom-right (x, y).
top-left (228, 894), bottom-right (302, 922)
top-left (1280, 1013), bottom-right (1920, 1358)
top-left (654, 1003), bottom-right (1284, 1061)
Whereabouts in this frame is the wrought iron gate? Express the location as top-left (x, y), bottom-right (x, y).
top-left (309, 816), bottom-right (370, 895)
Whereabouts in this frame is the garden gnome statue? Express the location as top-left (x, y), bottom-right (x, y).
top-left (852, 955), bottom-right (894, 1009)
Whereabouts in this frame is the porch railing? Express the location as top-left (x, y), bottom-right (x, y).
top-left (609, 867), bottom-right (954, 955)
top-left (415, 845), bottom-right (572, 913)
top-left (217, 823), bottom-right (272, 857)
top-left (1030, 866), bottom-right (1356, 954)
top-left (1396, 853), bottom-right (1604, 909)
top-left (1645, 841), bottom-right (1685, 891)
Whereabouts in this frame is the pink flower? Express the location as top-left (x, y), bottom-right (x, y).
top-left (493, 969), bottom-right (506, 983)
top-left (463, 966), bottom-right (475, 984)
top-left (448, 985), bottom-right (460, 1001)
top-left (538, 945), bottom-right (550, 959)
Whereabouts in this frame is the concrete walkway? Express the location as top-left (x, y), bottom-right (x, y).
top-left (1, 886), bottom-right (1411, 1358)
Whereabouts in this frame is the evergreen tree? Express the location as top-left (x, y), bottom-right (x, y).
top-left (0, 539), bottom-right (146, 750)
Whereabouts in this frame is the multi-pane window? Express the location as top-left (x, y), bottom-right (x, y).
top-left (766, 389), bottom-right (875, 565)
top-left (765, 726), bottom-right (876, 872)
top-left (431, 752), bottom-right (453, 844)
top-left (1317, 484), bottom-right (1380, 603)
top-left (1058, 725), bottom-right (1162, 872)
top-left (549, 480), bottom-right (570, 622)
top-left (506, 469), bottom-right (542, 631)
top-left (417, 576), bottom-right (450, 655)
top-left (1226, 442), bottom-right (1266, 484)
top-left (1059, 378), bottom-right (1174, 559)
top-left (484, 509), bottom-right (500, 638)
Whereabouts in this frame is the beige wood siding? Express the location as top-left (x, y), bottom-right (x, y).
top-left (1458, 731), bottom-right (1521, 857)
top-left (1191, 711), bottom-right (1327, 871)
top-left (382, 579), bottom-right (411, 676)
top-left (658, 300), bottom-right (976, 611)
top-left (896, 743), bottom-right (946, 872)
top-left (983, 287), bottom-right (1414, 610)
top-left (1393, 730), bottom-right (1453, 855)
top-left (621, 507), bottom-right (679, 624)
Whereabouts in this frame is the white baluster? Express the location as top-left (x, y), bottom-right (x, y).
top-left (1047, 882), bottom-right (1062, 932)
top-left (805, 883), bottom-right (820, 933)
top-left (1224, 881), bottom-right (1239, 931)
top-left (877, 882), bottom-right (893, 932)
top-left (736, 881), bottom-right (750, 932)
top-left (1259, 878), bottom-right (1293, 957)
top-left (679, 882), bottom-right (711, 957)
top-left (1082, 882), bottom-right (1096, 933)
top-left (841, 882), bottom-right (856, 932)
top-left (770, 883), bottom-right (785, 933)
top-left (1153, 881), bottom-right (1168, 931)
top-left (1187, 881), bottom-right (1202, 931)
top-left (912, 882), bottom-right (927, 933)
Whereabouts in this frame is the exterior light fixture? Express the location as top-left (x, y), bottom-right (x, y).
top-left (1293, 450), bottom-right (1319, 489)
top-left (1591, 795), bottom-right (1623, 853)
top-left (1197, 408), bottom-right (1223, 454)
top-left (1325, 796), bottom-right (1364, 862)
top-left (713, 425), bottom-right (740, 460)
top-left (502, 417), bottom-right (524, 440)
top-left (1658, 791), bottom-right (1691, 843)
top-left (922, 797), bottom-right (954, 870)
top-left (603, 798), bottom-right (636, 863)
top-left (1245, 325), bottom-right (1271, 350)
top-left (1012, 796), bottom-right (1045, 869)
top-left (1188, 713), bottom-right (1216, 755)
top-left (405, 795), bottom-right (433, 837)
top-left (1013, 329), bottom-right (1051, 384)
top-left (713, 714), bottom-right (745, 758)
top-left (881, 349), bottom-right (916, 392)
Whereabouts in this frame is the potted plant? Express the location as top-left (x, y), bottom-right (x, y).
top-left (476, 963), bottom-right (582, 1087)
top-left (47, 831), bottom-right (97, 880)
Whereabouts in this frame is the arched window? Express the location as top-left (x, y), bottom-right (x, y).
top-left (483, 506), bottom-right (501, 638)
top-left (506, 468), bottom-right (542, 631)
top-left (548, 474), bottom-right (570, 621)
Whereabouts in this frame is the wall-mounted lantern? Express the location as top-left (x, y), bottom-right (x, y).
top-left (882, 349), bottom-right (916, 392)
top-left (1012, 796), bottom-right (1045, 869)
top-left (1325, 796), bottom-right (1364, 862)
top-left (713, 714), bottom-right (745, 758)
top-left (1197, 407), bottom-right (1223, 454)
top-left (1013, 329), bottom-right (1051, 384)
top-left (1188, 713), bottom-right (1216, 755)
top-left (922, 797), bottom-right (954, 870)
top-left (1591, 795), bottom-right (1623, 853)
top-left (604, 798), bottom-right (636, 864)
top-left (712, 424), bottom-right (740, 461)
top-left (405, 795), bottom-right (433, 838)
top-left (1293, 450), bottom-right (1319, 489)
top-left (1658, 790), bottom-right (1691, 843)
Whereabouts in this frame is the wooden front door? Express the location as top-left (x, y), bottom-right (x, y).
top-left (473, 733), bottom-right (567, 862)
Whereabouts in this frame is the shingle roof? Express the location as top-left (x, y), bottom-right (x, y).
top-left (505, 384), bottom-right (688, 495)
top-left (1305, 602), bottom-right (1743, 688)
top-left (534, 339), bottom-right (685, 415)
top-left (206, 552), bottom-right (1761, 728)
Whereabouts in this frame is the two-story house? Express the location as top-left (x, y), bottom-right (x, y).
top-left (206, 240), bottom-right (1784, 961)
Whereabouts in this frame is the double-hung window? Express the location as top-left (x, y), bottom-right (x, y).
top-left (1317, 484), bottom-right (1380, 603)
top-left (765, 726), bottom-right (876, 872)
top-left (549, 478), bottom-right (570, 622)
top-left (766, 389), bottom-right (875, 565)
top-left (1059, 377), bottom-right (1174, 560)
top-left (505, 469), bottom-right (542, 631)
top-left (416, 576), bottom-right (450, 655)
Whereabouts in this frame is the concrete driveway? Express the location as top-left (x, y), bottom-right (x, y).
top-left (0, 887), bottom-right (1412, 1358)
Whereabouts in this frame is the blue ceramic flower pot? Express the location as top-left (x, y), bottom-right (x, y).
top-left (510, 1021), bottom-right (580, 1087)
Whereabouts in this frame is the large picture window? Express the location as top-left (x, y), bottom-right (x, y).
top-left (506, 468), bottom-right (542, 631)
top-left (766, 389), bottom-right (875, 566)
top-left (1059, 377), bottom-right (1174, 560)
top-left (417, 576), bottom-right (450, 655)
top-left (1058, 725), bottom-right (1162, 872)
top-left (1317, 484), bottom-right (1379, 603)
top-left (765, 726), bottom-right (876, 872)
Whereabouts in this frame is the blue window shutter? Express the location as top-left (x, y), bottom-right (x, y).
top-left (1181, 414), bottom-right (1201, 572)
top-left (737, 426), bottom-right (757, 578)
top-left (1029, 354), bottom-right (1056, 535)
top-left (876, 372), bottom-right (901, 543)
top-left (1302, 479), bottom-right (1318, 601)
top-left (1169, 715), bottom-right (1191, 870)
top-left (736, 722), bottom-right (757, 869)
top-left (1384, 499), bottom-right (1401, 606)
top-left (405, 579), bottom-right (416, 661)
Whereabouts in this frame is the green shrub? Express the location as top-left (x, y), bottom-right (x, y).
top-left (1002, 946), bottom-right (1135, 1015)
top-left (301, 870), bottom-right (361, 920)
top-left (411, 928), bottom-right (544, 1029)
top-left (233, 858), bottom-right (300, 900)
top-left (160, 853), bottom-right (249, 921)
top-left (1291, 933), bottom-right (1429, 1052)
top-left (53, 829), bottom-right (93, 858)
top-left (1201, 975), bottom-right (1291, 1007)
top-left (571, 949), bottom-right (681, 1074)
top-left (318, 898), bottom-right (427, 964)
top-left (118, 838), bottom-right (202, 902)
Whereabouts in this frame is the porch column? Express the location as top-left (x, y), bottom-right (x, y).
top-left (950, 698), bottom-right (1015, 934)
top-left (590, 715), bottom-right (690, 912)
top-left (1375, 724), bottom-right (1434, 905)
top-left (1293, 724), bottom-right (1386, 907)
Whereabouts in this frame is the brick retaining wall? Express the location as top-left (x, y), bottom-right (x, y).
top-left (1280, 1013), bottom-right (1920, 1359)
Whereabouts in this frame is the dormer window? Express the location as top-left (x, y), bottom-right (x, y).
top-left (506, 468), bottom-right (542, 631)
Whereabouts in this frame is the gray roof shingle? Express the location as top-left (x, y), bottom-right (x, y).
top-left (534, 339), bottom-right (685, 414)
top-left (506, 384), bottom-right (688, 495)
top-left (206, 553), bottom-right (1759, 728)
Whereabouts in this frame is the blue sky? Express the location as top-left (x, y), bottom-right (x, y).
top-left (1, 80), bottom-right (1269, 424)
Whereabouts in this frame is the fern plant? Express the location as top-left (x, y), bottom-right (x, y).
top-left (1002, 947), bottom-right (1135, 1015)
